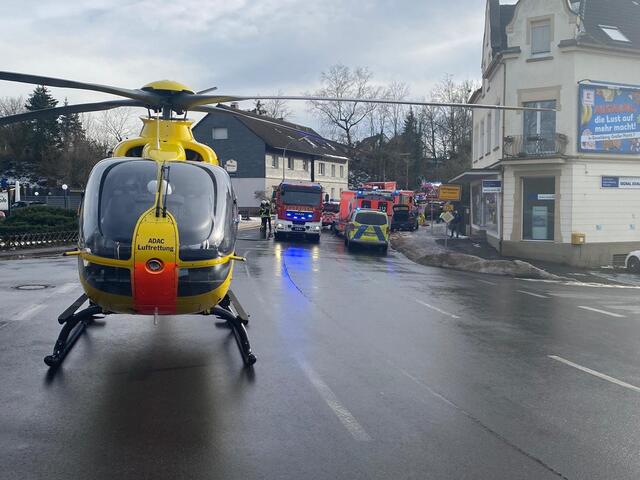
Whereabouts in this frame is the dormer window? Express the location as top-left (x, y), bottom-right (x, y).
top-left (531, 20), bottom-right (551, 54)
top-left (599, 25), bottom-right (630, 42)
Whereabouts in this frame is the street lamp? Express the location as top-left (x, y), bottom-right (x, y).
top-left (62, 184), bottom-right (68, 209)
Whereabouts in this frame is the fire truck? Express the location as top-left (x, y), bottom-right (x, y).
top-left (273, 181), bottom-right (323, 242)
top-left (334, 188), bottom-right (395, 236)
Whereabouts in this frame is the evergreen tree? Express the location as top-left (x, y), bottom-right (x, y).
top-left (401, 108), bottom-right (424, 188)
top-left (25, 85), bottom-right (61, 176)
top-left (59, 98), bottom-right (85, 147)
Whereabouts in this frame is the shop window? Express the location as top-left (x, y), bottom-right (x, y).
top-left (523, 100), bottom-right (556, 154)
top-left (471, 182), bottom-right (499, 234)
top-left (522, 177), bottom-right (555, 241)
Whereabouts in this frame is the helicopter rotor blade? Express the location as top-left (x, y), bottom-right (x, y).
top-left (0, 100), bottom-right (146, 126)
top-left (0, 71), bottom-right (160, 105)
top-left (196, 86), bottom-right (218, 94)
top-left (183, 94), bottom-right (555, 112)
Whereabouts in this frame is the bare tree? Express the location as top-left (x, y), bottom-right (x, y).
top-left (255, 91), bottom-right (293, 120)
top-left (307, 64), bottom-right (379, 148)
top-left (387, 81), bottom-right (410, 137)
top-left (87, 107), bottom-right (140, 148)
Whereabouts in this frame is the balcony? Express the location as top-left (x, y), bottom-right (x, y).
top-left (503, 133), bottom-right (568, 158)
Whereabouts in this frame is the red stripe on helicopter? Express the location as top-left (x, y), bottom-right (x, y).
top-left (133, 262), bottom-right (177, 315)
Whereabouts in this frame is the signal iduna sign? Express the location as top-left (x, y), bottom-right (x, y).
top-left (438, 184), bottom-right (461, 201)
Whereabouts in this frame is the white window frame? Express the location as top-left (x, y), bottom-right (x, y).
top-left (479, 119), bottom-right (485, 158)
top-left (486, 112), bottom-right (492, 154)
top-left (531, 20), bottom-right (551, 55)
top-left (340, 165), bottom-right (344, 178)
top-left (287, 157), bottom-right (294, 170)
top-left (302, 160), bottom-right (309, 171)
top-left (331, 164), bottom-right (336, 177)
top-left (494, 107), bottom-right (501, 148)
top-left (212, 127), bottom-right (228, 140)
top-left (318, 162), bottom-right (326, 176)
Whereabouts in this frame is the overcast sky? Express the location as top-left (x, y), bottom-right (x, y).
top-left (0, 0), bottom-right (518, 130)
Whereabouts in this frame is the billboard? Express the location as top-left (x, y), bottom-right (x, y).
top-left (579, 83), bottom-right (640, 154)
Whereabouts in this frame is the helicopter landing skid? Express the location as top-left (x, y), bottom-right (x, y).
top-left (212, 290), bottom-right (256, 367)
top-left (44, 294), bottom-right (103, 368)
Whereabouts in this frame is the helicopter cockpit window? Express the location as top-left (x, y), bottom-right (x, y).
top-left (80, 158), bottom-right (157, 260)
top-left (162, 162), bottom-right (238, 261)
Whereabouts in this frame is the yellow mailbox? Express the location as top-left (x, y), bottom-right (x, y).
top-left (571, 233), bottom-right (586, 245)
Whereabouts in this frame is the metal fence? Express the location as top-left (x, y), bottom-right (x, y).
top-left (0, 230), bottom-right (78, 250)
top-left (20, 195), bottom-right (82, 210)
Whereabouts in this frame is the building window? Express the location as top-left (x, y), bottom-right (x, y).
top-left (331, 187), bottom-right (335, 199)
top-left (474, 125), bottom-right (479, 161)
top-left (269, 154), bottom-right (279, 169)
top-left (318, 162), bottom-right (325, 176)
top-left (331, 164), bottom-right (336, 177)
top-left (522, 177), bottom-right (555, 241)
top-left (531, 21), bottom-right (551, 55)
top-left (486, 112), bottom-right (492, 154)
top-left (479, 119), bottom-right (485, 157)
top-left (523, 100), bottom-right (556, 154)
top-left (494, 107), bottom-right (501, 148)
top-left (472, 182), bottom-right (499, 233)
top-left (212, 127), bottom-right (228, 140)
top-left (339, 165), bottom-right (344, 178)
top-left (303, 160), bottom-right (309, 171)
top-left (287, 157), bottom-right (294, 170)
top-left (600, 25), bottom-right (630, 42)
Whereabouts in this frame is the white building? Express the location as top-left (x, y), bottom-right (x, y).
top-left (454, 0), bottom-right (640, 267)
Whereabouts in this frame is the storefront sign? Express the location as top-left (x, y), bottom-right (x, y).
top-left (579, 83), bottom-right (640, 154)
top-left (601, 176), bottom-right (640, 188)
top-left (482, 180), bottom-right (502, 193)
top-left (537, 194), bottom-right (555, 200)
top-left (225, 159), bottom-right (238, 173)
top-left (0, 192), bottom-right (8, 211)
top-left (438, 184), bottom-right (461, 201)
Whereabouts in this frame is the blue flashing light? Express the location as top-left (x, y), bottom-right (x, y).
top-left (357, 190), bottom-right (363, 195)
top-left (286, 212), bottom-right (292, 217)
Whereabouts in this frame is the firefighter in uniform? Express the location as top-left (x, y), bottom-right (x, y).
top-left (259, 200), bottom-right (272, 236)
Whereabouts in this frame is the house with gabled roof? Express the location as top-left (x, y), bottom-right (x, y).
top-left (453, 0), bottom-right (640, 267)
top-left (193, 105), bottom-right (349, 209)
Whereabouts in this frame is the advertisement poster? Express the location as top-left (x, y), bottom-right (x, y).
top-left (0, 192), bottom-right (8, 211)
top-left (579, 84), bottom-right (640, 154)
top-left (532, 206), bottom-right (548, 240)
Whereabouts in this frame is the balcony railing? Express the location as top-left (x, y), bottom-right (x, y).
top-left (503, 133), bottom-right (568, 158)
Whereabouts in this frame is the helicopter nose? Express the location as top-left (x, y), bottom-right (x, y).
top-left (133, 211), bottom-right (178, 315)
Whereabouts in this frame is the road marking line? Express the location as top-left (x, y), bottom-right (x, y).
top-left (578, 305), bottom-right (625, 318)
top-left (549, 355), bottom-right (640, 393)
top-left (478, 279), bottom-right (497, 286)
top-left (517, 290), bottom-right (549, 299)
top-left (414, 299), bottom-right (461, 319)
top-left (14, 304), bottom-right (46, 321)
top-left (298, 360), bottom-right (371, 442)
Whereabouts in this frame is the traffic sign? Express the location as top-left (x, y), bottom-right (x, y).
top-left (438, 184), bottom-right (461, 201)
top-left (0, 192), bottom-right (8, 211)
top-left (443, 203), bottom-right (454, 212)
top-left (440, 211), bottom-right (454, 223)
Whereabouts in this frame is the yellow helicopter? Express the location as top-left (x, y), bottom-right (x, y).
top-left (0, 71), bottom-right (550, 369)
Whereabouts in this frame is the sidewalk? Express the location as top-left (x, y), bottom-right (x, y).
top-left (391, 222), bottom-right (560, 280)
top-left (392, 223), bottom-right (640, 285)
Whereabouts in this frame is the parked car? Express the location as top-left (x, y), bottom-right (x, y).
top-left (626, 251), bottom-right (640, 273)
top-left (344, 208), bottom-right (389, 254)
top-left (11, 200), bottom-right (46, 209)
top-left (390, 204), bottom-right (418, 232)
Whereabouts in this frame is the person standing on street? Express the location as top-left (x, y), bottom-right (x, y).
top-left (259, 200), bottom-right (272, 237)
top-left (450, 209), bottom-right (460, 239)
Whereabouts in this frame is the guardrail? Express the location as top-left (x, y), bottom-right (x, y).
top-left (0, 230), bottom-right (78, 250)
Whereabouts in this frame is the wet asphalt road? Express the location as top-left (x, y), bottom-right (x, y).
top-left (1, 231), bottom-right (640, 479)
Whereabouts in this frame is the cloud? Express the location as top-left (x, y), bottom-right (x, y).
top-left (0, 0), bottom-right (487, 129)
